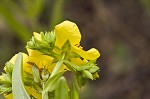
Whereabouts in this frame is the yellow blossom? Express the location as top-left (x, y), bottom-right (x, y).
top-left (32, 20), bottom-right (100, 67)
top-left (54, 20), bottom-right (100, 60)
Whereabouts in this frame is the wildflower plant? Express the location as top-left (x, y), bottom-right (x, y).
top-left (0, 21), bottom-right (100, 99)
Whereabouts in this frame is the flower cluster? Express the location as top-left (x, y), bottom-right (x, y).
top-left (0, 21), bottom-right (100, 99)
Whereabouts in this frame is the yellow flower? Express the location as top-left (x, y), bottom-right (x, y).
top-left (33, 20), bottom-right (100, 67)
top-left (55, 20), bottom-right (100, 60)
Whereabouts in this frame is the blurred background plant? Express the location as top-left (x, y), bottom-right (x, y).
top-left (0, 0), bottom-right (150, 99)
top-left (0, 0), bottom-right (64, 72)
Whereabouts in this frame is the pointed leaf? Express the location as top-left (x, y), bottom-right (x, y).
top-left (55, 77), bottom-right (69, 99)
top-left (32, 65), bottom-right (41, 83)
top-left (82, 70), bottom-right (93, 80)
top-left (42, 71), bottom-right (65, 99)
top-left (89, 66), bottom-right (100, 73)
top-left (12, 52), bottom-right (30, 99)
top-left (44, 71), bottom-right (65, 92)
top-left (70, 83), bottom-right (79, 99)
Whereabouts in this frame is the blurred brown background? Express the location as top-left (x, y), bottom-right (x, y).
top-left (0, 0), bottom-right (150, 99)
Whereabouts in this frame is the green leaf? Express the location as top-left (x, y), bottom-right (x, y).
top-left (4, 62), bottom-right (14, 75)
top-left (0, 3), bottom-right (30, 43)
top-left (34, 36), bottom-right (50, 49)
top-left (49, 0), bottom-right (65, 29)
top-left (70, 83), bottom-right (79, 99)
top-left (32, 65), bottom-right (41, 83)
top-left (0, 73), bottom-right (12, 86)
top-left (42, 71), bottom-right (65, 99)
top-left (50, 52), bottom-right (66, 77)
top-left (44, 71), bottom-right (65, 91)
top-left (82, 70), bottom-right (93, 80)
top-left (23, 77), bottom-right (34, 86)
top-left (0, 85), bottom-right (11, 94)
top-left (89, 66), bottom-right (100, 73)
top-left (76, 61), bottom-right (96, 71)
top-left (41, 68), bottom-right (50, 82)
top-left (41, 31), bottom-right (56, 46)
top-left (32, 83), bottom-right (42, 92)
top-left (61, 40), bottom-right (71, 52)
top-left (55, 77), bottom-right (69, 99)
top-left (50, 60), bottom-right (64, 77)
top-left (23, 0), bottom-right (45, 18)
top-left (12, 52), bottom-right (30, 99)
top-left (63, 60), bottom-right (76, 73)
top-left (76, 74), bottom-right (86, 87)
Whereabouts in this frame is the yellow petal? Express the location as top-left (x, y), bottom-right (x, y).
top-left (55, 20), bottom-right (81, 48)
top-left (25, 86), bottom-right (41, 99)
top-left (72, 46), bottom-right (100, 60)
top-left (27, 49), bottom-right (43, 56)
top-left (26, 49), bottom-right (54, 73)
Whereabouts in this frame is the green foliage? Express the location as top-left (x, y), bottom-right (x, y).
top-left (42, 71), bottom-right (65, 99)
top-left (70, 82), bottom-right (79, 99)
top-left (41, 69), bottom-right (50, 82)
top-left (0, 73), bottom-right (12, 86)
top-left (0, 3), bottom-right (30, 42)
top-left (55, 77), bottom-right (69, 99)
top-left (82, 70), bottom-right (93, 80)
top-left (0, 0), bottom-right (65, 43)
top-left (0, 85), bottom-right (11, 94)
top-left (41, 31), bottom-right (56, 47)
top-left (4, 62), bottom-right (14, 75)
top-left (141, 0), bottom-right (150, 14)
top-left (12, 53), bottom-right (30, 99)
top-left (27, 31), bottom-right (56, 54)
top-left (50, 0), bottom-right (65, 29)
top-left (31, 65), bottom-right (41, 83)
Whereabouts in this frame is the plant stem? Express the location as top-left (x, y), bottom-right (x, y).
top-left (42, 52), bottom-right (66, 99)
top-left (50, 52), bottom-right (66, 77)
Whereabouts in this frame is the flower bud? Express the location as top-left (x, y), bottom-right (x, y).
top-left (41, 68), bottom-right (50, 82)
top-left (4, 62), bottom-right (14, 75)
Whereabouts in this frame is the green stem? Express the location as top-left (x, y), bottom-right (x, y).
top-left (50, 52), bottom-right (66, 77)
top-left (42, 52), bottom-right (66, 99)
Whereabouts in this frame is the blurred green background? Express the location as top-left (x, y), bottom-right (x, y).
top-left (0, 0), bottom-right (150, 99)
